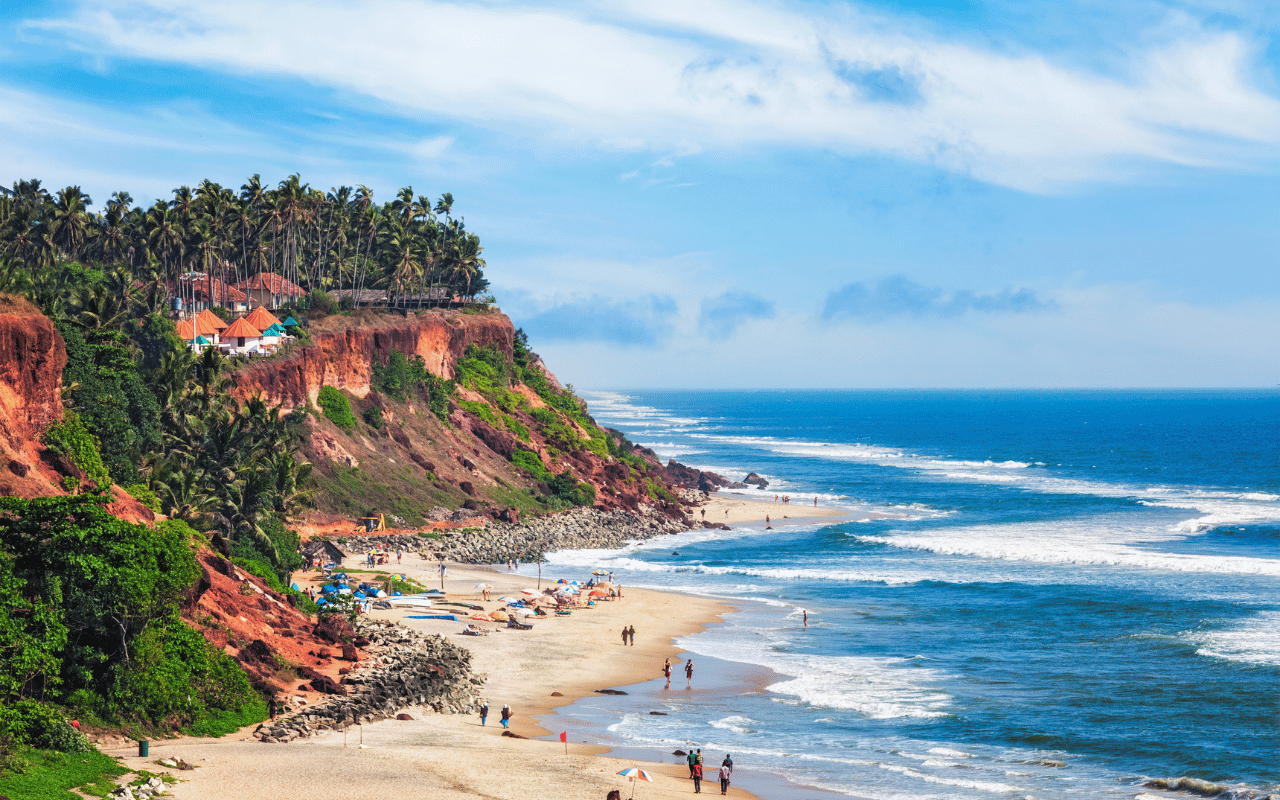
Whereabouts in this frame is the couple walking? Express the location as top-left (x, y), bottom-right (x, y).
top-left (686, 749), bottom-right (733, 794)
top-left (620, 625), bottom-right (635, 645)
top-left (477, 701), bottom-right (512, 729)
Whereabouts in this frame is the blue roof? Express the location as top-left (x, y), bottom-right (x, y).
top-left (282, 316), bottom-right (300, 327)
top-left (194, 335), bottom-right (210, 344)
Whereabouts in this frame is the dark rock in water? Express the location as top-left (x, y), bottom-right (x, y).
top-left (501, 730), bottom-right (527, 739)
top-left (649, 711), bottom-right (668, 715)
top-left (550, 691), bottom-right (564, 696)
top-left (396, 713), bottom-right (414, 720)
top-left (594, 689), bottom-right (628, 695)
top-left (726, 482), bottom-right (748, 489)
top-left (672, 551), bottom-right (680, 555)
top-left (743, 472), bottom-right (769, 488)
top-left (673, 749), bottom-right (687, 756)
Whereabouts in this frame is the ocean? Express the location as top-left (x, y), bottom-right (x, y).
top-left (542, 390), bottom-right (1279, 800)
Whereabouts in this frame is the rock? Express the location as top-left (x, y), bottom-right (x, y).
top-left (673, 749), bottom-right (687, 756)
top-left (594, 689), bottom-right (628, 695)
top-left (726, 482), bottom-right (748, 489)
top-left (550, 691), bottom-right (563, 697)
top-left (396, 713), bottom-right (414, 720)
top-left (501, 730), bottom-right (527, 739)
top-left (742, 472), bottom-right (769, 488)
top-left (649, 711), bottom-right (668, 715)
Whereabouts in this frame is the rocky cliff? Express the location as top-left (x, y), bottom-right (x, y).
top-left (0, 295), bottom-right (67, 499)
top-left (232, 309), bottom-right (512, 409)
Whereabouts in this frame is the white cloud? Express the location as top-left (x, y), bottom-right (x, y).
top-left (531, 280), bottom-right (1280, 388)
top-left (23, 0), bottom-right (1280, 191)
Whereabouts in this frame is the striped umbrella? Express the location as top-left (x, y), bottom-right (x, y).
top-left (616, 767), bottom-right (654, 798)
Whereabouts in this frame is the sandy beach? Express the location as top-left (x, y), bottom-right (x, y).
top-left (700, 491), bottom-right (864, 527)
top-left (103, 553), bottom-right (765, 800)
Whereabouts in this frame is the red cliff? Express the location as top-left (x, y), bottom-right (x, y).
top-left (0, 295), bottom-right (67, 498)
top-left (232, 309), bottom-right (513, 409)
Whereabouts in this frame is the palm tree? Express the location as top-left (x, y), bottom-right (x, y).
top-left (49, 186), bottom-right (93, 261)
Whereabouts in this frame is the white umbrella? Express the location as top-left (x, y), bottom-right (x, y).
top-left (472, 582), bottom-right (494, 590)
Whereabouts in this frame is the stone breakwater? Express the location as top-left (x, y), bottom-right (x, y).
top-left (253, 617), bottom-right (482, 744)
top-left (342, 504), bottom-right (692, 564)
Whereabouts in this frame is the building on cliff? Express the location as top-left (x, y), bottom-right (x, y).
top-left (235, 272), bottom-right (307, 310)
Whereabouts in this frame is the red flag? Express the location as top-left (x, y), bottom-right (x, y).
top-left (560, 731), bottom-right (567, 743)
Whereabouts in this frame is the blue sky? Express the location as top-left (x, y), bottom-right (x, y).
top-left (3, 0), bottom-right (1280, 388)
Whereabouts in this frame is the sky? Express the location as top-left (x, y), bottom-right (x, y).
top-left (3, 0), bottom-right (1280, 388)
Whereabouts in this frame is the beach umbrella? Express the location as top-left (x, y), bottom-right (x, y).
top-left (617, 768), bottom-right (654, 799)
top-left (497, 596), bottom-right (518, 604)
top-left (591, 569), bottom-right (609, 576)
top-left (556, 578), bottom-right (570, 584)
top-left (520, 589), bottom-right (540, 597)
top-left (490, 609), bottom-right (509, 621)
top-left (589, 588), bottom-right (609, 597)
top-left (472, 583), bottom-right (494, 590)
top-left (468, 612), bottom-right (494, 622)
top-left (595, 581), bottom-right (614, 590)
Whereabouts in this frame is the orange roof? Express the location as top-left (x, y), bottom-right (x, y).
top-left (244, 306), bottom-right (281, 331)
top-left (196, 308), bottom-right (228, 329)
top-left (221, 318), bottom-right (263, 338)
top-left (176, 317), bottom-right (219, 340)
top-left (235, 272), bottom-right (306, 297)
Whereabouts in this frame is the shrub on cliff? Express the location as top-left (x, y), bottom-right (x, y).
top-left (372, 350), bottom-right (453, 421)
top-left (317, 386), bottom-right (356, 431)
top-left (42, 411), bottom-right (111, 492)
top-left (0, 495), bottom-right (267, 737)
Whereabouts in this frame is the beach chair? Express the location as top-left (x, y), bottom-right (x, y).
top-left (506, 617), bottom-right (533, 630)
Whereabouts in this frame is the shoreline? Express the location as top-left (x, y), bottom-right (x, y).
top-left (101, 555), bottom-right (771, 800)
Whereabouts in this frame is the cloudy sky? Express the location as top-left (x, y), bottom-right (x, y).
top-left (4, 0), bottom-right (1280, 388)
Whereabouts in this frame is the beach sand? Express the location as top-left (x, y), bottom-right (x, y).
top-left (103, 557), bottom-right (762, 800)
top-left (699, 491), bottom-right (854, 527)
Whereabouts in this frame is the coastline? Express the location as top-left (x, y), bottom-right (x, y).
top-left (102, 555), bottom-right (769, 800)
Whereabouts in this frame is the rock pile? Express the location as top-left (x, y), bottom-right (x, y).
top-left (342, 504), bottom-right (690, 564)
top-left (252, 617), bottom-right (482, 744)
top-left (109, 777), bottom-right (167, 799)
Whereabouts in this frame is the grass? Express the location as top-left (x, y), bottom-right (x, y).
top-left (0, 747), bottom-right (128, 800)
top-left (483, 484), bottom-right (550, 514)
top-left (310, 465), bottom-right (460, 526)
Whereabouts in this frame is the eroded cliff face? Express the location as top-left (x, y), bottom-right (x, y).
top-left (232, 310), bottom-right (513, 409)
top-left (0, 296), bottom-right (67, 498)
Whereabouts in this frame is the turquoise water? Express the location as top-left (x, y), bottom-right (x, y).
top-left (547, 390), bottom-right (1280, 800)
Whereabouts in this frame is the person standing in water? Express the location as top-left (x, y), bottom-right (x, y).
top-left (803, 609), bottom-right (808, 628)
top-left (685, 659), bottom-right (695, 686)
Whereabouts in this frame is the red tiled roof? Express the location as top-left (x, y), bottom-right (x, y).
top-left (176, 317), bottom-right (219, 340)
top-left (235, 272), bottom-right (306, 297)
top-left (196, 308), bottom-right (229, 329)
top-left (244, 306), bottom-right (281, 332)
top-left (222, 318), bottom-right (263, 338)
top-left (177, 275), bottom-right (247, 303)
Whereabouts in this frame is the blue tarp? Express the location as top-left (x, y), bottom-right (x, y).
top-left (406, 614), bottom-right (457, 621)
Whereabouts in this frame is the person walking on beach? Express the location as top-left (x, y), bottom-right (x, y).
top-left (621, 625), bottom-right (629, 646)
top-left (722, 754), bottom-right (733, 775)
top-left (628, 625), bottom-right (636, 645)
top-left (479, 700), bottom-right (488, 726)
top-left (687, 749), bottom-right (698, 778)
top-left (500, 704), bottom-right (512, 728)
top-left (718, 762), bottom-right (731, 795)
top-left (692, 761), bottom-right (704, 793)
top-left (685, 659), bottom-right (695, 685)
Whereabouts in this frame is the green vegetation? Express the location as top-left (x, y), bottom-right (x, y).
top-left (311, 466), bottom-right (458, 526)
top-left (371, 350), bottom-right (454, 421)
top-left (41, 412), bottom-right (111, 492)
top-left (0, 496), bottom-right (267, 758)
top-left (123, 484), bottom-right (161, 513)
top-left (511, 449), bottom-right (551, 481)
top-left (58, 324), bottom-right (161, 486)
top-left (0, 746), bottom-right (128, 800)
top-left (458, 400), bottom-right (496, 426)
top-left (0, 177), bottom-right (488, 308)
top-left (361, 405), bottom-right (385, 430)
top-left (500, 413), bottom-right (529, 441)
top-left (317, 386), bottom-right (355, 432)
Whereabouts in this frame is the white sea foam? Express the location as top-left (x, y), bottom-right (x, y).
top-left (1191, 611), bottom-right (1280, 666)
top-left (876, 763), bottom-right (1023, 793)
top-left (708, 715), bottom-right (757, 734)
top-left (855, 515), bottom-right (1280, 577)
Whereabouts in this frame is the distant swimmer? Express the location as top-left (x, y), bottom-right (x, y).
top-left (814, 497), bottom-right (818, 507)
top-left (803, 609), bottom-right (808, 628)
top-left (765, 514), bottom-right (772, 530)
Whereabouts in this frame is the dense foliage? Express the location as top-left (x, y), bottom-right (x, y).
top-left (317, 386), bottom-right (355, 432)
top-left (0, 497), bottom-right (265, 753)
top-left (370, 350), bottom-right (453, 420)
top-left (0, 176), bottom-right (489, 308)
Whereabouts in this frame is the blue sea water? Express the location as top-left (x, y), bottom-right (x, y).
top-left (546, 390), bottom-right (1280, 800)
